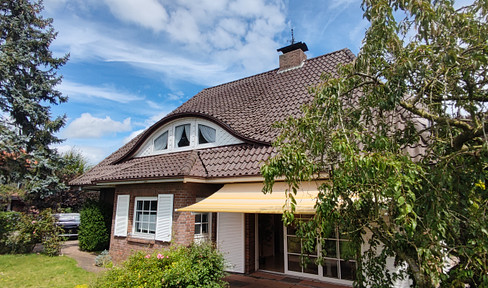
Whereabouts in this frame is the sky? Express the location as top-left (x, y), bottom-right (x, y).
top-left (42, 0), bottom-right (368, 165)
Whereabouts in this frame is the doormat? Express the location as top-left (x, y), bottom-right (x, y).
top-left (282, 277), bottom-right (302, 283)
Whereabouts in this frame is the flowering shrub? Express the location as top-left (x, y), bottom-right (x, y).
top-left (0, 210), bottom-right (63, 255)
top-left (92, 242), bottom-right (228, 288)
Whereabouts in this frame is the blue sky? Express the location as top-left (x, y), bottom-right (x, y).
top-left (43, 0), bottom-right (368, 164)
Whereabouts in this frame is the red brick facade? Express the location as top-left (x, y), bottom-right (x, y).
top-left (278, 48), bottom-right (307, 71)
top-left (108, 182), bottom-right (221, 263)
top-left (244, 213), bottom-right (256, 274)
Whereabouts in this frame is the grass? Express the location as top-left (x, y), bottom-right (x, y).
top-left (0, 253), bottom-right (94, 288)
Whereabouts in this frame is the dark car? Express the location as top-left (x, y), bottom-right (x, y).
top-left (54, 213), bottom-right (80, 238)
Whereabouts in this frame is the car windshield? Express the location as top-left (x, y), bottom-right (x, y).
top-left (56, 214), bottom-right (80, 222)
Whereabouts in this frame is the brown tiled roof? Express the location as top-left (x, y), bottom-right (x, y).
top-left (70, 48), bottom-right (355, 186)
top-left (71, 144), bottom-right (275, 185)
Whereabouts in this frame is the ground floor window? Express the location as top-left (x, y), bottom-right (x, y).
top-left (133, 197), bottom-right (157, 236)
top-left (194, 213), bottom-right (209, 235)
top-left (194, 212), bottom-right (212, 242)
top-left (285, 216), bottom-right (356, 281)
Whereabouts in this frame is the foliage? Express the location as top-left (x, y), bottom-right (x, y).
top-left (34, 209), bottom-right (64, 256)
top-left (92, 242), bottom-right (228, 288)
top-left (262, 0), bottom-right (488, 287)
top-left (0, 210), bottom-right (63, 255)
top-left (0, 0), bottom-right (69, 202)
top-left (0, 253), bottom-right (93, 288)
top-left (44, 149), bottom-right (95, 211)
top-left (0, 211), bottom-right (22, 253)
top-left (95, 250), bottom-right (112, 268)
top-left (79, 201), bottom-right (110, 252)
top-left (0, 183), bottom-right (24, 210)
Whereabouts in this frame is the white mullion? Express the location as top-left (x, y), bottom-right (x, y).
top-left (283, 222), bottom-right (288, 273)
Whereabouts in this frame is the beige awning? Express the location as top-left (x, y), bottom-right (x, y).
top-left (178, 182), bottom-right (323, 214)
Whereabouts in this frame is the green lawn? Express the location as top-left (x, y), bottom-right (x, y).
top-left (0, 254), bottom-right (94, 288)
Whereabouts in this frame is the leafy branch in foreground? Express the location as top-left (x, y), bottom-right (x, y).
top-left (263, 0), bottom-right (488, 287)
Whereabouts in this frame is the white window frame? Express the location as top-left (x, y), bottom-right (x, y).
top-left (132, 197), bottom-right (158, 239)
top-left (194, 212), bottom-right (212, 241)
top-left (283, 219), bottom-right (356, 286)
top-left (135, 117), bottom-right (244, 158)
top-left (174, 123), bottom-right (192, 149)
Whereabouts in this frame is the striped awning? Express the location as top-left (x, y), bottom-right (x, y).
top-left (178, 182), bottom-right (323, 214)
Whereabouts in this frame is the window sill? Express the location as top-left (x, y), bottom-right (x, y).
top-left (127, 236), bottom-right (155, 245)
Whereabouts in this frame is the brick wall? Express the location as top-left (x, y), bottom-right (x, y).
top-left (109, 182), bottom-right (221, 263)
top-left (279, 48), bottom-right (307, 71)
top-left (244, 213), bottom-right (256, 274)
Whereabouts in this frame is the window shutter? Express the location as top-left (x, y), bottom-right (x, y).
top-left (114, 195), bottom-right (130, 237)
top-left (155, 194), bottom-right (174, 242)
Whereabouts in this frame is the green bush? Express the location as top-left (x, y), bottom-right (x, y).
top-left (0, 210), bottom-right (63, 255)
top-left (93, 242), bottom-right (228, 288)
top-left (36, 209), bottom-right (64, 256)
top-left (79, 201), bottom-right (110, 251)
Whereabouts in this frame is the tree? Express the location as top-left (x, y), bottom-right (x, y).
top-left (262, 0), bottom-right (487, 287)
top-left (0, 0), bottom-right (69, 202)
top-left (48, 149), bottom-right (95, 211)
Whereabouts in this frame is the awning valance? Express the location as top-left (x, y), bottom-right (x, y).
top-left (178, 182), bottom-right (323, 214)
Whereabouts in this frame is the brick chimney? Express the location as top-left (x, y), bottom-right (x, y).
top-left (277, 42), bottom-right (308, 71)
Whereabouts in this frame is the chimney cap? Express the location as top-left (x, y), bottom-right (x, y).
top-left (277, 42), bottom-right (308, 54)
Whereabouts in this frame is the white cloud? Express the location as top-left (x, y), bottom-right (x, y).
top-left (64, 113), bottom-right (132, 138)
top-left (145, 100), bottom-right (165, 110)
top-left (124, 129), bottom-right (145, 143)
top-left (167, 91), bottom-right (185, 101)
top-left (329, 0), bottom-right (359, 9)
top-left (349, 19), bottom-right (369, 46)
top-left (54, 144), bottom-right (108, 165)
top-left (103, 0), bottom-right (168, 32)
top-left (165, 8), bottom-right (203, 45)
top-left (47, 0), bottom-right (287, 86)
top-left (60, 80), bottom-right (144, 103)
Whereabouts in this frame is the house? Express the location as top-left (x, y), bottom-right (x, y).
top-left (71, 42), bottom-right (363, 286)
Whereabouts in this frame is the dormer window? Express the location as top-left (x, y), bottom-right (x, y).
top-left (154, 131), bottom-right (168, 151)
top-left (138, 117), bottom-right (243, 158)
top-left (175, 124), bottom-right (191, 147)
top-left (198, 124), bottom-right (216, 144)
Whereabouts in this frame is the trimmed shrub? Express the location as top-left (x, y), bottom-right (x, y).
top-left (79, 201), bottom-right (110, 251)
top-left (92, 242), bottom-right (228, 288)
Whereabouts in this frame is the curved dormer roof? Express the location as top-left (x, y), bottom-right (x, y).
top-left (70, 48), bottom-right (356, 186)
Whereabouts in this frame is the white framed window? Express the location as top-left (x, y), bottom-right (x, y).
top-left (198, 124), bottom-right (216, 144)
top-left (175, 124), bottom-right (191, 147)
top-left (194, 213), bottom-right (210, 234)
top-left (135, 117), bottom-right (244, 158)
top-left (133, 197), bottom-right (158, 237)
top-left (117, 194), bottom-right (174, 241)
top-left (154, 131), bottom-right (168, 151)
top-left (285, 216), bottom-right (356, 282)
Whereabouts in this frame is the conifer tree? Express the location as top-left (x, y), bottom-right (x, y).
top-left (0, 0), bottom-right (69, 203)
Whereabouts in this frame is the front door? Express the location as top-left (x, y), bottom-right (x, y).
top-left (258, 214), bottom-right (284, 273)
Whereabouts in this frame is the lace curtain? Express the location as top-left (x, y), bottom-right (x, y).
top-left (175, 124), bottom-right (191, 147)
top-left (199, 125), bottom-right (216, 143)
top-left (154, 131), bottom-right (168, 150)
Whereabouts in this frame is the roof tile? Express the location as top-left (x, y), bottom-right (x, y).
top-left (71, 49), bottom-right (355, 186)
